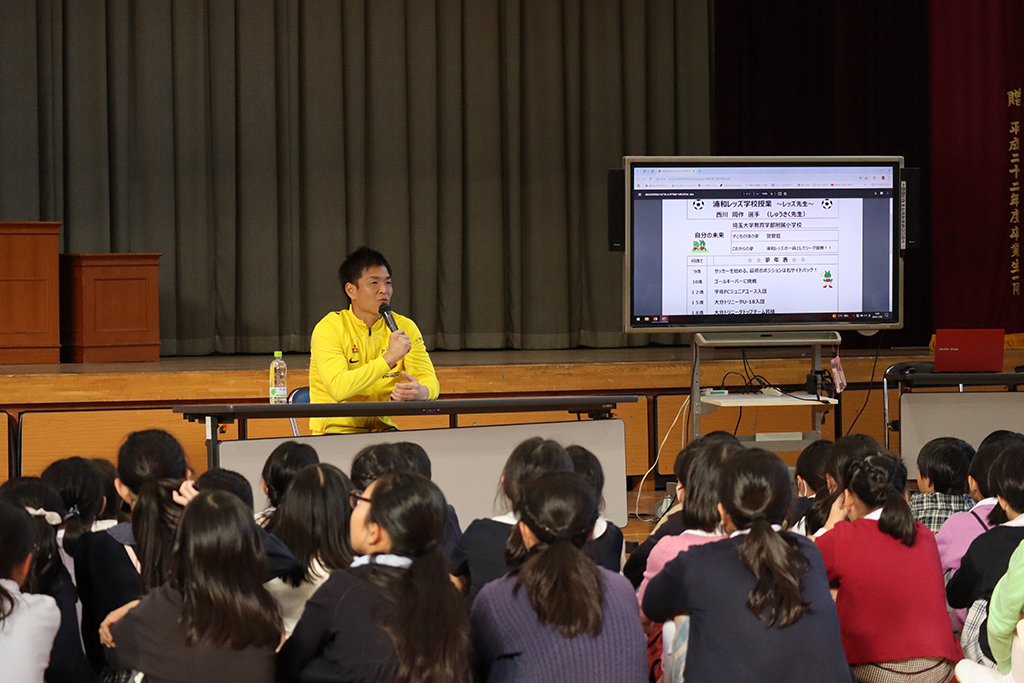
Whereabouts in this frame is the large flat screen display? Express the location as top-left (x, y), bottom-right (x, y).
top-left (624, 156), bottom-right (904, 333)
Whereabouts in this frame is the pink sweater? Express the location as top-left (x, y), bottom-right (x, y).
top-left (936, 501), bottom-right (995, 575)
top-left (636, 530), bottom-right (725, 628)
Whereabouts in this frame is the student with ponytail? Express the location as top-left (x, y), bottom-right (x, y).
top-left (817, 453), bottom-right (961, 682)
top-left (643, 448), bottom-right (850, 683)
top-left (40, 456), bottom-right (107, 581)
top-left (0, 501), bottom-right (61, 683)
top-left (449, 437), bottom-right (574, 607)
top-left (278, 471), bottom-right (470, 683)
top-left (102, 490), bottom-right (282, 682)
top-left (471, 472), bottom-right (646, 683)
top-left (74, 429), bottom-right (189, 675)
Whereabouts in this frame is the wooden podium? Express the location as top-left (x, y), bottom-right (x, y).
top-left (60, 253), bottom-right (162, 363)
top-left (0, 222), bottom-right (62, 364)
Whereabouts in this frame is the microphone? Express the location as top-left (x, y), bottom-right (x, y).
top-left (378, 303), bottom-right (399, 333)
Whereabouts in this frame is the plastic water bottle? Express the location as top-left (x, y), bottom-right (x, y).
top-left (270, 351), bottom-right (287, 404)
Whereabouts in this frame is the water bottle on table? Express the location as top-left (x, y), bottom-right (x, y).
top-left (270, 351), bottom-right (287, 404)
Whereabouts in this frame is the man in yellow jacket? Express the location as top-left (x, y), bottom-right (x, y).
top-left (308, 247), bottom-right (440, 434)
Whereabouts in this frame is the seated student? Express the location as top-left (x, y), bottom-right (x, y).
top-left (790, 439), bottom-right (833, 532)
top-left (472, 472), bottom-right (645, 683)
top-left (75, 430), bottom-right (195, 675)
top-left (393, 441), bottom-right (463, 559)
top-left (937, 435), bottom-right (1021, 633)
top-left (278, 471), bottom-right (470, 683)
top-left (803, 433), bottom-right (882, 537)
top-left (960, 537), bottom-right (1024, 682)
top-left (938, 435), bottom-right (1022, 576)
top-left (948, 443), bottom-right (1024, 665)
top-left (40, 457), bottom-right (106, 584)
top-left (101, 490), bottom-right (282, 683)
top-left (911, 437), bottom-right (975, 534)
top-left (263, 464), bottom-right (355, 638)
top-left (450, 437), bottom-right (574, 608)
top-left (636, 439), bottom-right (743, 681)
top-left (258, 441), bottom-right (320, 522)
top-left (622, 431), bottom-right (740, 588)
top-left (0, 501), bottom-right (61, 683)
top-left (643, 449), bottom-right (852, 683)
top-left (0, 478), bottom-right (97, 683)
top-left (567, 445), bottom-right (624, 571)
top-left (817, 453), bottom-right (962, 682)
top-left (89, 458), bottom-right (129, 525)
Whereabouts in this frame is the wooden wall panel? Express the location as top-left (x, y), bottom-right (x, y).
top-left (18, 409), bottom-right (230, 477)
top-left (1, 412), bottom-right (8, 482)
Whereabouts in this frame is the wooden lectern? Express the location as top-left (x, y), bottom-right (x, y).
top-left (60, 253), bottom-right (162, 363)
top-left (0, 222), bottom-right (62, 364)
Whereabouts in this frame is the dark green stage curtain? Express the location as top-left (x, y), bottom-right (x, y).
top-left (0, 0), bottom-right (710, 354)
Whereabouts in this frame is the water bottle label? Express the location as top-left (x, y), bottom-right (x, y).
top-left (270, 387), bottom-right (287, 399)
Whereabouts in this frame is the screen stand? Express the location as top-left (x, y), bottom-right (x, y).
top-left (690, 331), bottom-right (842, 449)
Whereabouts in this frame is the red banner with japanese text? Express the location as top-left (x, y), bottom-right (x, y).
top-left (931, 0), bottom-right (1024, 332)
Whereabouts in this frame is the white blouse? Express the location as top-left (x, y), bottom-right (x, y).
top-left (0, 578), bottom-right (61, 683)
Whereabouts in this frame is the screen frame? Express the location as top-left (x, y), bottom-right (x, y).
top-left (622, 155), bottom-right (904, 334)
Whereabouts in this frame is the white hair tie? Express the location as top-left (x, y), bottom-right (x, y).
top-left (25, 507), bottom-right (62, 526)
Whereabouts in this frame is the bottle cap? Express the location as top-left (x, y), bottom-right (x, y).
top-left (274, 351), bottom-right (283, 357)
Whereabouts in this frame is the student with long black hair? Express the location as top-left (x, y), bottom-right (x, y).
top-left (803, 433), bottom-right (881, 536)
top-left (636, 439), bottom-right (742, 681)
top-left (73, 429), bottom-right (190, 675)
top-left (0, 501), bottom-right (61, 683)
top-left (101, 490), bottom-right (282, 682)
top-left (472, 472), bottom-right (646, 683)
top-left (258, 441), bottom-right (320, 521)
top-left (817, 454), bottom-right (962, 682)
top-left (0, 478), bottom-right (96, 683)
top-left (264, 463), bottom-right (356, 637)
top-left (278, 471), bottom-right (470, 683)
top-left (621, 431), bottom-right (741, 587)
top-left (643, 449), bottom-right (851, 683)
top-left (449, 437), bottom-right (574, 607)
top-left (791, 439), bottom-right (833, 531)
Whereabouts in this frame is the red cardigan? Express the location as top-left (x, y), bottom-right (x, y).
top-left (816, 518), bottom-right (962, 665)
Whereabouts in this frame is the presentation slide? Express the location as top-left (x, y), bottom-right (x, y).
top-left (661, 197), bottom-right (865, 316)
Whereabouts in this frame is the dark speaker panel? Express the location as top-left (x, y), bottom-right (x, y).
top-left (607, 168), bottom-right (625, 251)
top-left (903, 166), bottom-right (921, 250)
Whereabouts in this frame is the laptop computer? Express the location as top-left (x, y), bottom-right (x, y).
top-left (934, 329), bottom-right (1005, 372)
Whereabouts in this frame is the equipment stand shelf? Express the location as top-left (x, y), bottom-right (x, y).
top-left (690, 331), bottom-right (842, 452)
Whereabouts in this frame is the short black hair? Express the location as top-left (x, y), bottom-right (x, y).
top-left (990, 442), bottom-right (1024, 514)
top-left (673, 432), bottom-right (741, 486)
top-left (350, 443), bottom-right (407, 491)
top-left (261, 442), bottom-right (320, 508)
top-left (196, 469), bottom-right (255, 511)
top-left (338, 247), bottom-right (391, 302)
top-left (394, 442), bottom-right (431, 479)
top-left (916, 437), bottom-right (974, 494)
top-left (966, 436), bottom-right (1024, 499)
